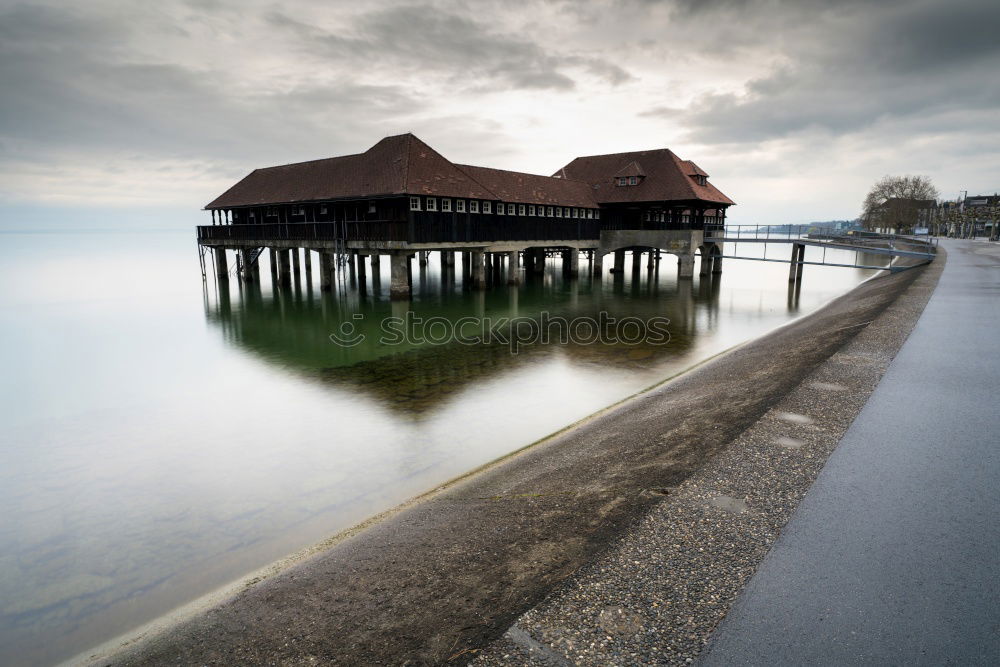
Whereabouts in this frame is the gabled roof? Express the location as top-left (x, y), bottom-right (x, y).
top-left (206, 134), bottom-right (497, 209)
top-left (683, 161), bottom-right (708, 178)
top-left (455, 164), bottom-right (596, 207)
top-left (557, 149), bottom-right (734, 206)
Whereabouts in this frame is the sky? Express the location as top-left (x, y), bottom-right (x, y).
top-left (1, 0), bottom-right (998, 228)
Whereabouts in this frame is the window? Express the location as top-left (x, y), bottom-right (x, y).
top-left (572, 208), bottom-right (578, 218)
top-left (320, 206), bottom-right (328, 214)
top-left (594, 209), bottom-right (600, 219)
top-left (426, 197), bottom-right (437, 211)
top-left (629, 176), bottom-right (637, 186)
top-left (298, 207), bottom-right (305, 215)
top-left (644, 211), bottom-right (651, 221)
top-left (586, 209), bottom-right (593, 219)
top-left (368, 202), bottom-right (377, 214)
top-left (507, 203), bottom-right (516, 215)
top-left (518, 204), bottom-right (526, 216)
top-left (441, 199), bottom-right (452, 212)
top-left (555, 207), bottom-right (562, 218)
top-left (528, 205), bottom-right (535, 216)
top-left (409, 196), bottom-right (421, 211)
top-left (470, 200), bottom-right (479, 213)
top-left (483, 201), bottom-right (491, 214)
top-left (547, 206), bottom-right (554, 217)
top-left (617, 177), bottom-right (627, 186)
top-left (456, 199), bottom-right (466, 213)
top-left (563, 208), bottom-right (570, 217)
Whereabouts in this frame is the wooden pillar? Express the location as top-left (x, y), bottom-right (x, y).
top-left (291, 247), bottom-right (301, 278)
top-left (700, 248), bottom-right (713, 276)
top-left (213, 247), bottom-right (228, 280)
top-left (471, 250), bottom-right (486, 289)
top-left (390, 252), bottom-right (410, 299)
top-left (304, 249), bottom-right (312, 277)
top-left (789, 243), bottom-right (805, 282)
top-left (593, 250), bottom-right (604, 276)
top-left (506, 250), bottom-right (521, 285)
top-left (239, 249), bottom-right (255, 283)
top-left (563, 248), bottom-right (579, 278)
top-left (612, 249), bottom-right (625, 273)
top-left (357, 253), bottom-right (367, 294)
top-left (320, 251), bottom-right (333, 291)
top-left (269, 248), bottom-right (278, 282)
top-left (276, 249), bottom-right (291, 286)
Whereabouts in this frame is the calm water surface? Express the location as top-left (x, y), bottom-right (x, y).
top-left (0, 229), bottom-right (886, 665)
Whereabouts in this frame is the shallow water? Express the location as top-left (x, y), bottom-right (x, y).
top-left (0, 230), bottom-right (885, 665)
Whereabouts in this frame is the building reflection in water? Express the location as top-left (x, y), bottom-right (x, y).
top-left (204, 253), bottom-right (725, 419)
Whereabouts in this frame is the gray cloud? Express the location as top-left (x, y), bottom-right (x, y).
top-left (1, 0), bottom-right (998, 220)
top-left (639, 0), bottom-right (1000, 145)
top-left (0, 3), bottom-right (426, 167)
top-left (265, 4), bottom-right (633, 91)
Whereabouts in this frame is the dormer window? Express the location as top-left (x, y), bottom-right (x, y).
top-left (628, 176), bottom-right (637, 186)
top-left (695, 175), bottom-right (707, 186)
top-left (617, 177), bottom-right (627, 186)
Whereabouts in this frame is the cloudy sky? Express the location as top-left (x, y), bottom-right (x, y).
top-left (1, 0), bottom-right (998, 227)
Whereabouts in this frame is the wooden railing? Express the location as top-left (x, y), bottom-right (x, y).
top-left (198, 218), bottom-right (602, 244)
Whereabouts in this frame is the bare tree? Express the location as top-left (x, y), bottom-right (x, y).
top-left (861, 175), bottom-right (939, 233)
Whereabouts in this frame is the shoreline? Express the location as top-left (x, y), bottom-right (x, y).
top-left (85, 255), bottom-right (934, 666)
top-left (474, 248), bottom-right (945, 665)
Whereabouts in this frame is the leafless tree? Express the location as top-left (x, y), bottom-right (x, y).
top-left (861, 175), bottom-right (939, 233)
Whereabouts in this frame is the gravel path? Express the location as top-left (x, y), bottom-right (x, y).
top-left (472, 252), bottom-right (943, 666)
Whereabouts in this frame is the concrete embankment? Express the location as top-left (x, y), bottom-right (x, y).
top-left (97, 252), bottom-right (935, 666)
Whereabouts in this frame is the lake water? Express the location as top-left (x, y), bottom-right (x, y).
top-left (0, 229), bottom-right (886, 665)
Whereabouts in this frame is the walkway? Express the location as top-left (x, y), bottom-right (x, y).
top-left (701, 239), bottom-right (1000, 666)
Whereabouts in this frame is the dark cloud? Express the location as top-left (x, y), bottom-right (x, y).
top-left (640, 0), bottom-right (1000, 145)
top-left (266, 4), bottom-right (633, 91)
top-left (0, 3), bottom-right (425, 167)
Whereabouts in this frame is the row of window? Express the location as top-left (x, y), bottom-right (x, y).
top-left (616, 176), bottom-right (639, 186)
top-left (409, 196), bottom-right (599, 219)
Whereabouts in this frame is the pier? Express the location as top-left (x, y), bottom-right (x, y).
top-left (196, 133), bottom-right (735, 298)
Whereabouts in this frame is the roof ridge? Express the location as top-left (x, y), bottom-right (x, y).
top-left (255, 152), bottom-right (364, 171)
top-left (570, 147), bottom-right (676, 162)
top-left (457, 162), bottom-right (591, 187)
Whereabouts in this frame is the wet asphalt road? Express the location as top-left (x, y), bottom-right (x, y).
top-left (700, 239), bottom-right (1000, 666)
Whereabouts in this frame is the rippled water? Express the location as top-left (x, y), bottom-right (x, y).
top-left (0, 229), bottom-right (886, 665)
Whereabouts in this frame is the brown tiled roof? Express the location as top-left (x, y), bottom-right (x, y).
top-left (613, 161), bottom-right (645, 178)
top-left (684, 161), bottom-right (708, 177)
top-left (557, 149), bottom-right (734, 206)
top-left (206, 134), bottom-right (496, 209)
top-left (206, 134), bottom-right (733, 211)
top-left (454, 164), bottom-right (597, 207)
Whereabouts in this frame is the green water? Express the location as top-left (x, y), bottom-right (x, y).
top-left (0, 230), bottom-right (885, 665)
